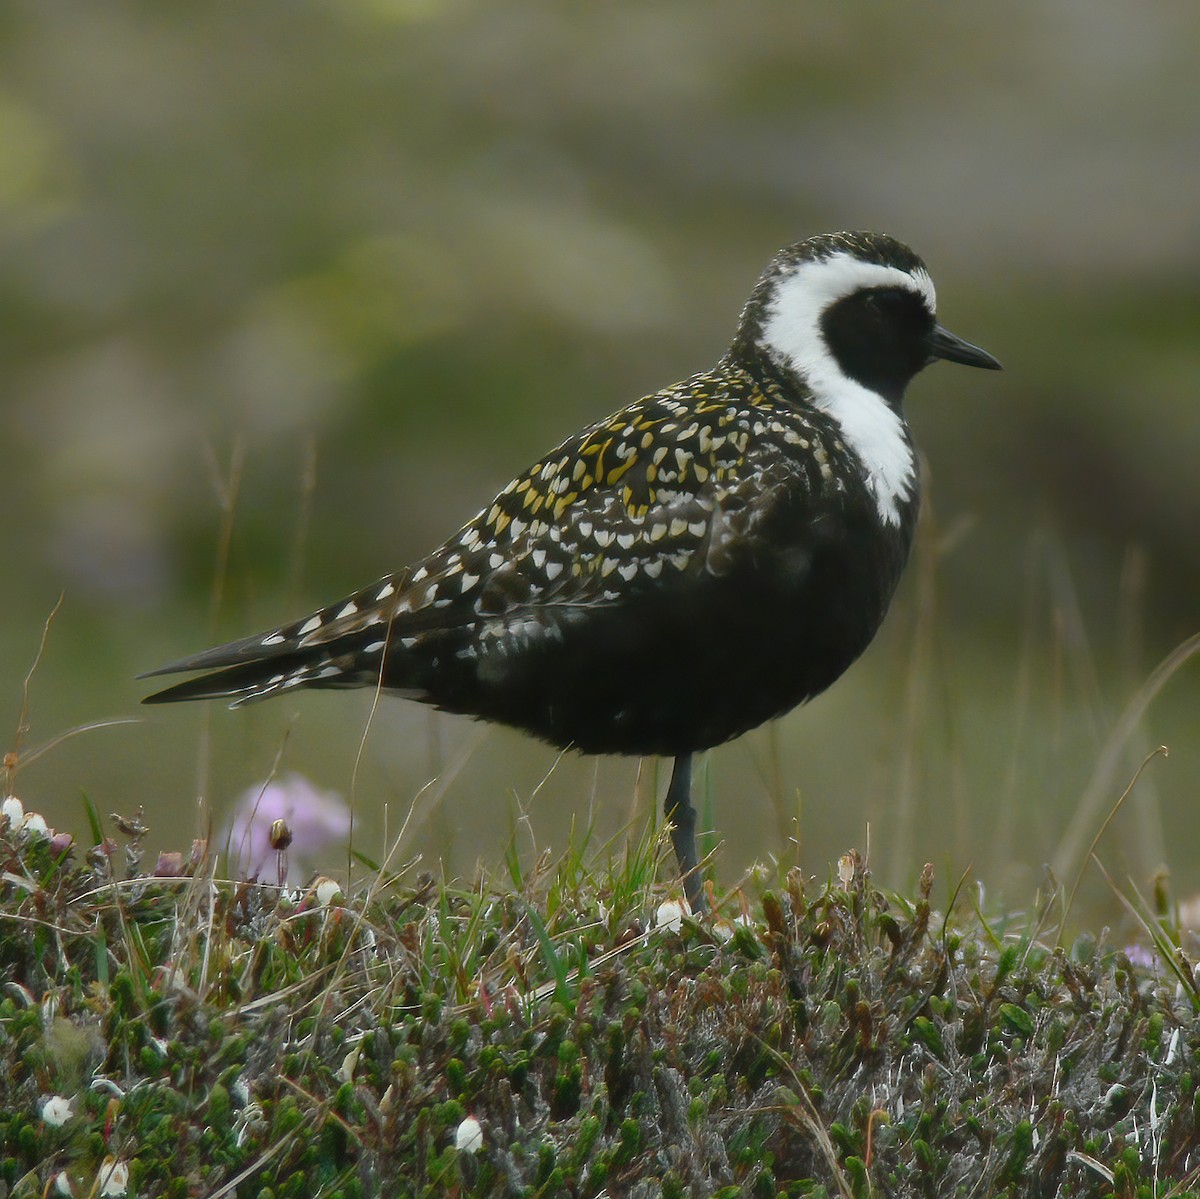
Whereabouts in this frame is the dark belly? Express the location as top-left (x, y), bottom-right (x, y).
top-left (410, 523), bottom-right (912, 757)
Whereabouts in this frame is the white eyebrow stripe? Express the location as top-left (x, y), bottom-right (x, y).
top-left (760, 252), bottom-right (924, 526)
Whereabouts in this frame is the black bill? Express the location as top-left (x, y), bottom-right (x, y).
top-left (928, 324), bottom-right (1002, 370)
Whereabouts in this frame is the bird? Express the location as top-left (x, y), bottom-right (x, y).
top-left (143, 231), bottom-right (1001, 914)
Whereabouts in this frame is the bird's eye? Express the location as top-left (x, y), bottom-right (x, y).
top-left (866, 289), bottom-right (899, 311)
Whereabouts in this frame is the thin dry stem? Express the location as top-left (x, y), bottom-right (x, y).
top-left (1061, 744), bottom-right (1169, 934)
top-left (1053, 631), bottom-right (1200, 879)
top-left (5, 592), bottom-right (64, 792)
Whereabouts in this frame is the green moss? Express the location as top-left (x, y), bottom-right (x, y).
top-left (3, 828), bottom-right (1199, 1196)
top-left (207, 1081), bottom-right (233, 1126)
top-left (911, 1016), bottom-right (945, 1058)
top-left (662, 1171), bottom-right (685, 1199)
top-left (446, 1055), bottom-right (468, 1094)
top-left (998, 1003), bottom-right (1034, 1036)
top-left (434, 1098), bottom-right (464, 1126)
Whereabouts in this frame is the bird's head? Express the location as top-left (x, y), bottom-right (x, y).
top-left (735, 231), bottom-right (1001, 408)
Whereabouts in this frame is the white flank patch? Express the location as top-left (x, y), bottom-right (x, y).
top-left (761, 252), bottom-right (930, 525)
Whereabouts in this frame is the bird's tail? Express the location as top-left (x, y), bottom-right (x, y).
top-left (140, 631), bottom-right (384, 707)
top-left (139, 575), bottom-right (411, 707)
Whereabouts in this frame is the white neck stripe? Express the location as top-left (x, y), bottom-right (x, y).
top-left (760, 253), bottom-right (929, 525)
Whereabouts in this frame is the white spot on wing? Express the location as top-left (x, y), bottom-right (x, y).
top-left (262, 633), bottom-right (285, 647)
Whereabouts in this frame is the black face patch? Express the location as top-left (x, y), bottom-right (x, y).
top-left (820, 286), bottom-right (934, 407)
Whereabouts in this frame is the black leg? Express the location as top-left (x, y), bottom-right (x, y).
top-left (664, 753), bottom-right (706, 914)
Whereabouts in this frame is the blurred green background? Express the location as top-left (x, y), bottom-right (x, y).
top-left (3, 1), bottom-right (1198, 916)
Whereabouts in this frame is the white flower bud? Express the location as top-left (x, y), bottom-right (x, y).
top-left (454, 1115), bottom-right (483, 1152)
top-left (41, 1095), bottom-right (74, 1126)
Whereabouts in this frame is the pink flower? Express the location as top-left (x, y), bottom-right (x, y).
top-left (225, 774), bottom-right (351, 882)
top-left (1122, 944), bottom-right (1158, 971)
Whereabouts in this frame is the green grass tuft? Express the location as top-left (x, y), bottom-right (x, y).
top-left (1, 803), bottom-right (1199, 1196)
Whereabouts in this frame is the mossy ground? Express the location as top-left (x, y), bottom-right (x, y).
top-left (1, 805), bottom-right (1199, 1198)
